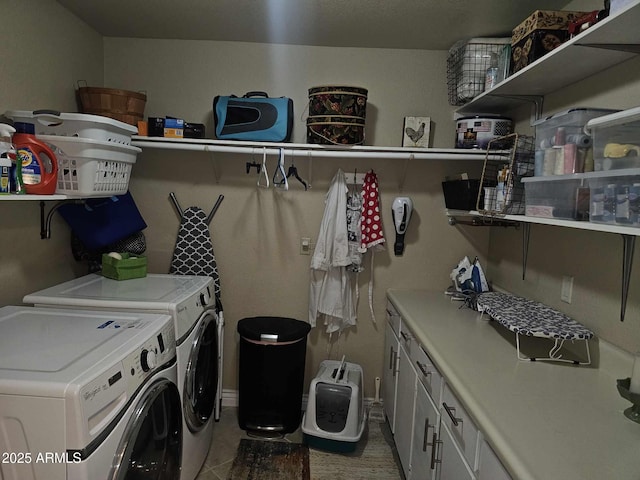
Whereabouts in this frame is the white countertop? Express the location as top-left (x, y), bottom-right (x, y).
top-left (386, 289), bottom-right (640, 480)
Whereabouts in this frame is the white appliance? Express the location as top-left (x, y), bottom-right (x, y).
top-left (0, 306), bottom-right (180, 480)
top-left (24, 273), bottom-right (223, 480)
top-left (391, 196), bottom-right (413, 256)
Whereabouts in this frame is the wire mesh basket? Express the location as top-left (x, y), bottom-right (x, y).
top-left (447, 38), bottom-right (510, 106)
top-left (476, 133), bottom-right (535, 215)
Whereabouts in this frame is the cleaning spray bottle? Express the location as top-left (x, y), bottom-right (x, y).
top-left (12, 122), bottom-right (58, 195)
top-left (0, 123), bottom-right (16, 195)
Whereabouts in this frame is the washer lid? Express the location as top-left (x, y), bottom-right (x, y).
top-left (23, 273), bottom-right (214, 311)
top-left (0, 306), bottom-right (144, 373)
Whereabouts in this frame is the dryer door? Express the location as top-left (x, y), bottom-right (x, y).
top-left (183, 310), bottom-right (219, 432)
top-left (111, 378), bottom-right (182, 480)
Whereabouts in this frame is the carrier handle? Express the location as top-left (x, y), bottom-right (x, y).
top-left (243, 91), bottom-right (269, 98)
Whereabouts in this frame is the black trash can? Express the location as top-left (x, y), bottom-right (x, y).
top-left (237, 316), bottom-right (311, 435)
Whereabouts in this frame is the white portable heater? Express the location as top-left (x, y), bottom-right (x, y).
top-left (302, 358), bottom-right (365, 452)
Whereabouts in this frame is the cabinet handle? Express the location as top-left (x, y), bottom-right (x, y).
top-left (430, 432), bottom-right (441, 469)
top-left (389, 347), bottom-right (395, 371)
top-left (416, 360), bottom-right (431, 377)
top-left (442, 402), bottom-right (462, 427)
top-left (423, 418), bottom-right (430, 452)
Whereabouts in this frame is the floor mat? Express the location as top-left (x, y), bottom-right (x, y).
top-left (227, 438), bottom-right (310, 480)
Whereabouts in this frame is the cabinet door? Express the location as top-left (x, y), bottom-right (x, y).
top-left (395, 341), bottom-right (417, 478)
top-left (438, 421), bottom-right (476, 480)
top-left (477, 440), bottom-right (512, 480)
top-left (383, 320), bottom-right (399, 432)
top-left (411, 379), bottom-right (440, 480)
top-left (441, 383), bottom-right (480, 469)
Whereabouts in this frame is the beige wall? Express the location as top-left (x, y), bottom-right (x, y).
top-left (0, 0), bottom-right (103, 304)
top-left (103, 38), bottom-right (490, 392)
top-left (5, 1), bottom-right (640, 397)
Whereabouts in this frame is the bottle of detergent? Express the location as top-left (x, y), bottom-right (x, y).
top-left (12, 122), bottom-right (58, 195)
top-left (0, 123), bottom-right (16, 195)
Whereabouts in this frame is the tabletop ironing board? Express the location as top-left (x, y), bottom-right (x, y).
top-left (476, 291), bottom-right (593, 365)
top-left (169, 193), bottom-right (223, 298)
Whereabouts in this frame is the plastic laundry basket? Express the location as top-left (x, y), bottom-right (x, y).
top-left (237, 316), bottom-right (311, 435)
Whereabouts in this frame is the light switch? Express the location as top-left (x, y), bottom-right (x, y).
top-left (300, 237), bottom-right (311, 255)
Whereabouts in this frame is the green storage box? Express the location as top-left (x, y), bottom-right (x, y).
top-left (101, 253), bottom-right (147, 280)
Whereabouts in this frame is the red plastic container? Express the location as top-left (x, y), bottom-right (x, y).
top-left (13, 122), bottom-right (58, 195)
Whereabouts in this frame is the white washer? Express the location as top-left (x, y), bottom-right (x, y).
top-left (0, 305), bottom-right (180, 480)
top-left (24, 273), bottom-right (223, 480)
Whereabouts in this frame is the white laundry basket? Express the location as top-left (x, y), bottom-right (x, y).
top-left (5, 110), bottom-right (137, 145)
top-left (39, 135), bottom-right (140, 197)
top-left (302, 359), bottom-right (365, 452)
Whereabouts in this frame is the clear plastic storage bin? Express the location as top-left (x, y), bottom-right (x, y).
top-left (585, 106), bottom-right (640, 172)
top-left (522, 174), bottom-right (589, 220)
top-left (533, 108), bottom-right (619, 176)
top-left (586, 168), bottom-right (640, 226)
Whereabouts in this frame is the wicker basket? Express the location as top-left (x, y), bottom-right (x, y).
top-left (78, 86), bottom-right (146, 126)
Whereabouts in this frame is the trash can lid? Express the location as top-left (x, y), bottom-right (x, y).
top-left (237, 316), bottom-right (311, 343)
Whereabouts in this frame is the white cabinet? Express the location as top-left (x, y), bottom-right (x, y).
top-left (385, 298), bottom-right (512, 480)
top-left (438, 421), bottom-right (477, 480)
top-left (411, 380), bottom-right (440, 480)
top-left (477, 440), bottom-right (512, 480)
top-left (395, 330), bottom-right (417, 476)
top-left (383, 305), bottom-right (400, 432)
top-left (440, 384), bottom-right (480, 469)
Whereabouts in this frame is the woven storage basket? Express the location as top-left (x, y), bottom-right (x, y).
top-left (307, 86), bottom-right (367, 145)
top-left (78, 86), bottom-right (146, 126)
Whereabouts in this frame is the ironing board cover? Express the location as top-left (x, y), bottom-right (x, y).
top-left (476, 291), bottom-right (593, 340)
top-left (170, 206), bottom-right (220, 297)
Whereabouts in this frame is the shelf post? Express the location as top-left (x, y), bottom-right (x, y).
top-left (621, 234), bottom-right (635, 322)
top-left (522, 222), bottom-right (531, 280)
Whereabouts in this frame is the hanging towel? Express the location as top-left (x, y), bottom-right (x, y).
top-left (358, 170), bottom-right (386, 323)
top-left (170, 206), bottom-right (221, 298)
top-left (309, 169), bottom-right (356, 334)
top-left (346, 190), bottom-right (364, 273)
top-left (360, 170), bottom-right (386, 252)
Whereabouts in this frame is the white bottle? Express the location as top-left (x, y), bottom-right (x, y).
top-left (485, 53), bottom-right (499, 91)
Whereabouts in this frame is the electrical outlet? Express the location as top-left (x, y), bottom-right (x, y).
top-left (561, 275), bottom-right (573, 303)
top-left (300, 237), bottom-right (311, 255)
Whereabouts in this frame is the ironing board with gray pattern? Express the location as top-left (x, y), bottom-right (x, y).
top-left (476, 291), bottom-right (593, 364)
top-left (170, 206), bottom-right (220, 297)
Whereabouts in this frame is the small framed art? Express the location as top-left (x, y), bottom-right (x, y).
top-left (402, 116), bottom-right (431, 147)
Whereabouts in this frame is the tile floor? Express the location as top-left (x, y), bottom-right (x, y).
top-left (193, 406), bottom-right (404, 480)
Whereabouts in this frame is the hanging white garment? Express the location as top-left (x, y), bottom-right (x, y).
top-left (309, 169), bottom-right (356, 334)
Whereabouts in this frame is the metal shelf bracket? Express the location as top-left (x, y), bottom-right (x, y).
top-left (621, 234), bottom-right (635, 322)
top-left (522, 222), bottom-right (531, 281)
top-left (40, 199), bottom-right (85, 240)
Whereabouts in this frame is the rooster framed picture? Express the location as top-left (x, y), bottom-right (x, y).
top-left (402, 116), bottom-right (431, 148)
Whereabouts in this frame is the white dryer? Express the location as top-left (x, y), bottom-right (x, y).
top-left (24, 273), bottom-right (222, 480)
top-left (0, 305), bottom-right (180, 480)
